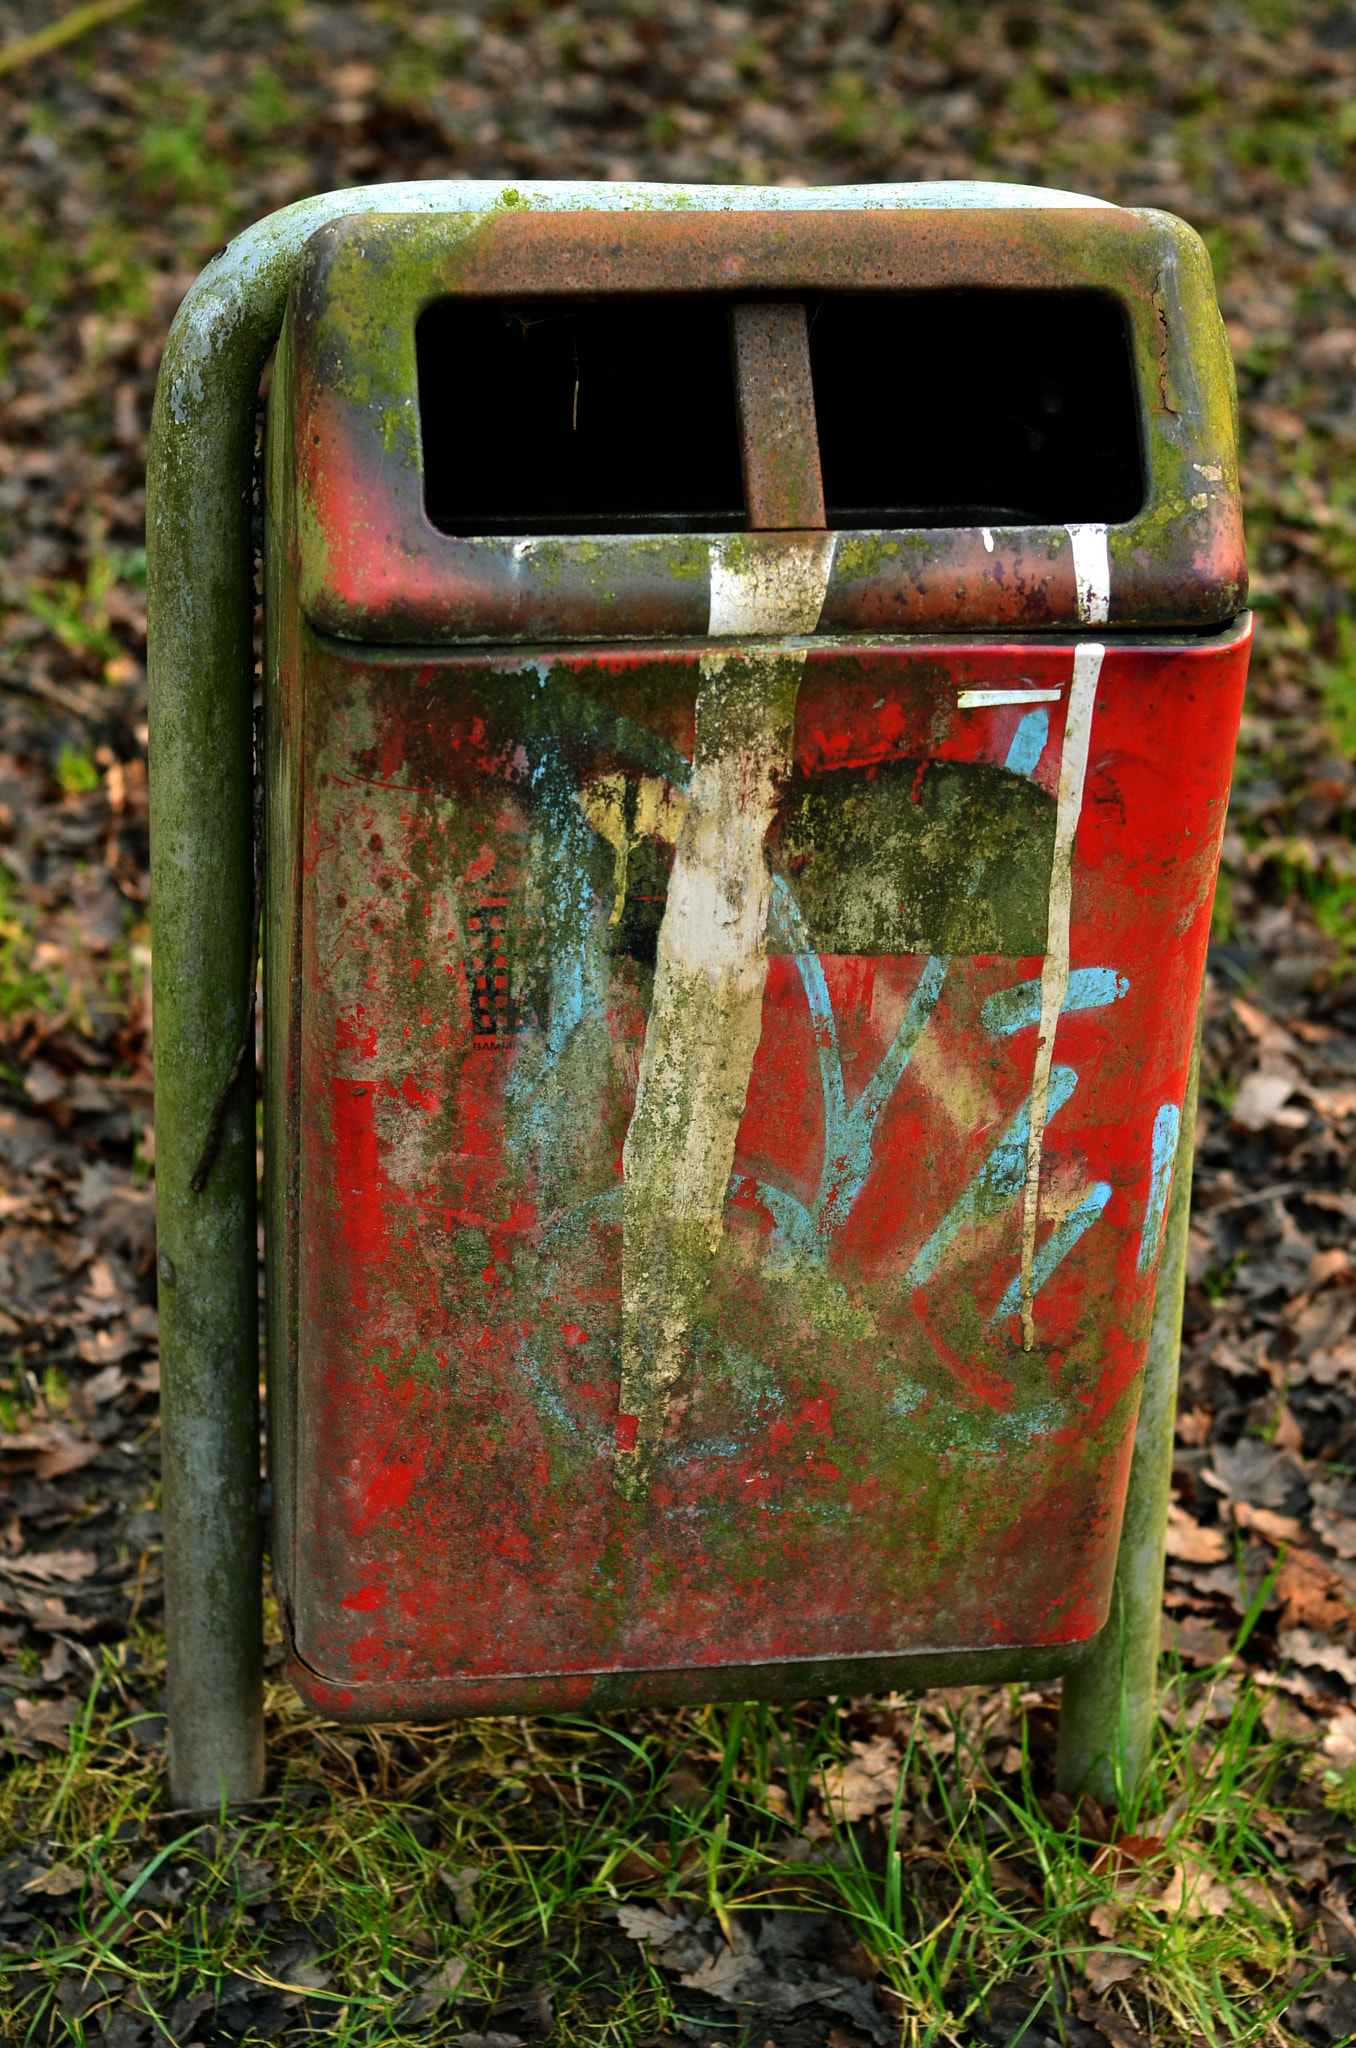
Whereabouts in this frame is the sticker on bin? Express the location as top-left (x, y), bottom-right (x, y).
top-left (957, 688), bottom-right (1064, 707)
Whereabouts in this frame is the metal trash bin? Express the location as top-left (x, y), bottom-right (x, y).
top-left (147, 181), bottom-right (1248, 1810)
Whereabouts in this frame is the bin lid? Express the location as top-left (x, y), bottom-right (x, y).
top-left (273, 182), bottom-right (1244, 644)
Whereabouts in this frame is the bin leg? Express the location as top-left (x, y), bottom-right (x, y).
top-left (1056, 1029), bottom-right (1200, 1809)
top-left (148, 307), bottom-right (271, 1809)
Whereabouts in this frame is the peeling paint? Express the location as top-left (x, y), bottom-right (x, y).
top-left (581, 772), bottom-right (687, 927)
top-left (281, 202), bottom-right (1244, 648)
top-left (274, 623), bottom-right (1252, 1714)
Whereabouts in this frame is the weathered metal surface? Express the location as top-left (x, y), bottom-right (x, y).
top-left (154, 175), bottom-right (1245, 1791)
top-left (1057, 1026), bottom-right (1200, 1803)
top-left (287, 206), bottom-right (1244, 645)
top-left (729, 303), bottom-right (825, 533)
top-left (268, 618), bottom-right (1249, 1721)
top-left (147, 224), bottom-right (273, 1810)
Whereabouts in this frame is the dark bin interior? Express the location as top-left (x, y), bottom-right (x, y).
top-left (809, 291), bottom-right (1143, 529)
top-left (417, 297), bottom-right (745, 536)
top-left (417, 289), bottom-right (1144, 538)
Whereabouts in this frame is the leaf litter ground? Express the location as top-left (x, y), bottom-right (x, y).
top-left (4, 0), bottom-right (1356, 2042)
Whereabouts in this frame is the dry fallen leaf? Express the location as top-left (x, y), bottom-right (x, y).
top-left (1175, 1404), bottom-right (1213, 1446)
top-left (1276, 1550), bottom-right (1354, 1637)
top-left (81, 1362), bottom-right (128, 1405)
top-left (1233, 1499), bottom-right (1306, 1545)
top-left (1323, 1706), bottom-right (1356, 1771)
top-left (2, 1694), bottom-right (80, 1751)
top-left (1231, 1070), bottom-right (1308, 1131)
top-left (1083, 1947), bottom-right (1141, 1994)
top-left (34, 1441), bottom-right (101, 1481)
top-left (1260, 1687), bottom-right (1322, 1740)
top-left (1164, 1503), bottom-right (1227, 1564)
top-left (1233, 1875), bottom-right (1289, 1922)
top-left (1231, 995), bottom-right (1274, 1040)
top-left (616, 1904), bottom-right (682, 1947)
top-left (1161, 1612), bottom-right (1231, 1667)
top-left (1152, 1851), bottom-right (1233, 1919)
top-left (0, 1549), bottom-right (98, 1584)
top-left (21, 1860), bottom-right (83, 1897)
top-left (1090, 1833), bottom-right (1168, 1879)
top-left (1305, 1086), bottom-right (1356, 1120)
top-left (988, 1857), bottom-right (1038, 1901)
top-left (1280, 1627), bottom-right (1356, 1687)
top-left (1273, 1404), bottom-right (1306, 1455)
top-left (439, 1864), bottom-right (479, 1926)
top-left (75, 1328), bottom-right (137, 1370)
top-left (1073, 1988), bottom-right (1150, 2048)
top-left (819, 1733), bottom-right (905, 1822)
top-left (13, 1593), bottom-right (101, 1635)
top-left (1312, 1504), bottom-right (1356, 1559)
top-left (407, 1955), bottom-right (467, 2019)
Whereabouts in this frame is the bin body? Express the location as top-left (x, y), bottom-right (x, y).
top-left (262, 194), bottom-right (1248, 1717)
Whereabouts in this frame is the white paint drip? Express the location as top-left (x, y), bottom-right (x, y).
top-left (1019, 641), bottom-right (1105, 1351)
top-left (708, 534), bottom-right (836, 637)
top-left (981, 527), bottom-right (995, 553)
top-left (958, 687), bottom-right (1063, 708)
top-left (617, 650), bottom-right (806, 1496)
top-left (1066, 524), bottom-right (1110, 626)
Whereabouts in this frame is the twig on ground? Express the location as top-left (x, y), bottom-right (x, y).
top-left (0, 0), bottom-right (147, 82)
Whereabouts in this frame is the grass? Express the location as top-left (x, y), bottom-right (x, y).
top-left (0, 1606), bottom-right (1337, 2047)
top-left (0, 867), bottom-right (60, 1022)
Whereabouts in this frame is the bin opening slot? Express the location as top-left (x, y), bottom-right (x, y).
top-left (417, 288), bottom-right (1144, 538)
top-left (807, 290), bottom-right (1143, 528)
top-left (417, 296), bottom-right (746, 537)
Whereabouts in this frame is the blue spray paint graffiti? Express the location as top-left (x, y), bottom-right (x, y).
top-left (993, 1182), bottom-right (1113, 1320)
top-left (1137, 1101), bottom-right (1181, 1273)
top-left (516, 706), bottom-right (1135, 1455)
top-left (982, 967), bottom-right (1129, 1038)
top-left (906, 1067), bottom-right (1079, 1287)
top-left (751, 875), bottom-right (949, 1270)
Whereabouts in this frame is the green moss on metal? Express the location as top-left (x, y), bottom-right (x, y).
top-left (773, 757), bottom-right (1055, 957)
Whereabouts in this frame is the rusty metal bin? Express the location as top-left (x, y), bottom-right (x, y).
top-left (147, 182), bottom-right (1249, 1810)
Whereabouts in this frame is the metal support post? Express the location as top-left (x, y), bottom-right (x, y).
top-left (1056, 1029), bottom-right (1201, 1809)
